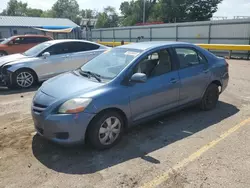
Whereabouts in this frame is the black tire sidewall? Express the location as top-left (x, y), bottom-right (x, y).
top-left (0, 51), bottom-right (7, 56)
top-left (11, 69), bottom-right (36, 89)
top-left (201, 84), bottom-right (219, 111)
top-left (87, 111), bottom-right (124, 150)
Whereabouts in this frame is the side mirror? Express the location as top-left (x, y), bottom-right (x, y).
top-left (42, 52), bottom-right (50, 58)
top-left (130, 73), bottom-right (147, 83)
top-left (8, 41), bottom-right (13, 45)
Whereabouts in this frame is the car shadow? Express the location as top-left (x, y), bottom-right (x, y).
top-left (0, 85), bottom-right (40, 95)
top-left (32, 101), bottom-right (239, 175)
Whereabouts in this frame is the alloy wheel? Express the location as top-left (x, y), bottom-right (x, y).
top-left (16, 72), bottom-right (34, 88)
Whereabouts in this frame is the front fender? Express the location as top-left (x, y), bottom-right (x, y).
top-left (6, 63), bottom-right (30, 73)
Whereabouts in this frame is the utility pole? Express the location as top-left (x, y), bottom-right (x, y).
top-left (143, 0), bottom-right (146, 24)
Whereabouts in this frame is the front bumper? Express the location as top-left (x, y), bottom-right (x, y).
top-left (32, 110), bottom-right (95, 145)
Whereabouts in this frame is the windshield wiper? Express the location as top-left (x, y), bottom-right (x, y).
top-left (79, 70), bottom-right (102, 82)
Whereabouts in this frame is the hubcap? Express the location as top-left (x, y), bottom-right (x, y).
top-left (99, 117), bottom-right (121, 145)
top-left (16, 72), bottom-right (34, 88)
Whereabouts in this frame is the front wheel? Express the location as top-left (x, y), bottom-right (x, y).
top-left (87, 111), bottom-right (124, 150)
top-left (10, 69), bottom-right (36, 89)
top-left (200, 83), bottom-right (219, 111)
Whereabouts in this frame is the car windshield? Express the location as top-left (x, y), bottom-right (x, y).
top-left (0, 36), bottom-right (14, 44)
top-left (23, 42), bottom-right (51, 56)
top-left (80, 48), bottom-right (142, 80)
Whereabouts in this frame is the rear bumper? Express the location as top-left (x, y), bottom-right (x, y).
top-left (221, 72), bottom-right (229, 93)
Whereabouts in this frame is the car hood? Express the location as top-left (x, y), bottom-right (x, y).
top-left (40, 72), bottom-right (105, 99)
top-left (0, 53), bottom-right (31, 66)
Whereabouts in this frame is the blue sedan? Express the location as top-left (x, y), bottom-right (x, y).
top-left (32, 41), bottom-right (229, 149)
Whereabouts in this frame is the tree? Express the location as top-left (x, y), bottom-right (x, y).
top-left (159, 0), bottom-right (223, 22)
top-left (185, 0), bottom-right (223, 21)
top-left (51, 0), bottom-right (80, 23)
top-left (159, 0), bottom-right (188, 23)
top-left (0, 0), bottom-right (44, 17)
top-left (1, 0), bottom-right (28, 16)
top-left (120, 0), bottom-right (223, 26)
top-left (96, 6), bottom-right (119, 28)
top-left (26, 8), bottom-right (44, 17)
top-left (120, 0), bottom-right (157, 26)
top-left (41, 10), bottom-right (55, 18)
top-left (80, 9), bottom-right (98, 19)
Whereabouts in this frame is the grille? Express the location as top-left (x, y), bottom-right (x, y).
top-left (32, 102), bottom-right (47, 114)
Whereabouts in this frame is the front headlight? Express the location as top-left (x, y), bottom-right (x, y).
top-left (58, 98), bottom-right (92, 114)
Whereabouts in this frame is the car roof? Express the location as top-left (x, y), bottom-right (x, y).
top-left (117, 41), bottom-right (194, 51)
top-left (45, 39), bottom-right (106, 47)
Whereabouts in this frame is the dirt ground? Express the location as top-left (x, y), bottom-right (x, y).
top-left (1, 59), bottom-right (250, 188)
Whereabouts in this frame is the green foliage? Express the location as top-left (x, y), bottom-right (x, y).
top-left (120, 0), bottom-right (223, 25)
top-left (1, 0), bottom-right (28, 16)
top-left (0, 0), bottom-right (44, 17)
top-left (51, 0), bottom-right (80, 23)
top-left (80, 9), bottom-right (98, 19)
top-left (96, 6), bottom-right (119, 28)
top-left (0, 0), bottom-right (223, 27)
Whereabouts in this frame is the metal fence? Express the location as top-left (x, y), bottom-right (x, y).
top-left (92, 19), bottom-right (250, 58)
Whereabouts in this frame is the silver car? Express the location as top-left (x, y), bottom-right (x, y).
top-left (0, 39), bottom-right (108, 89)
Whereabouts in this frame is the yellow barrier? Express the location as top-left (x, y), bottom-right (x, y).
top-left (98, 41), bottom-right (250, 51)
top-left (197, 44), bottom-right (250, 51)
top-left (98, 41), bottom-right (130, 47)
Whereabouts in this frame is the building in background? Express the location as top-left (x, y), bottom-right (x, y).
top-left (0, 16), bottom-right (80, 39)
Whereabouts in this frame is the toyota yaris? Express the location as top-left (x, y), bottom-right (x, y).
top-left (32, 41), bottom-right (229, 150)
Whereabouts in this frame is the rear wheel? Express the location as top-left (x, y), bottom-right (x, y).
top-left (87, 111), bottom-right (124, 150)
top-left (200, 83), bottom-right (219, 111)
top-left (10, 69), bottom-right (36, 89)
top-left (0, 51), bottom-right (7, 57)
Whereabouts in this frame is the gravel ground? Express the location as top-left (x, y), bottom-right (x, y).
top-left (1, 59), bottom-right (250, 188)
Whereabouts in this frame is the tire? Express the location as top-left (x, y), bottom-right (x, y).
top-left (10, 69), bottom-right (36, 89)
top-left (200, 83), bottom-right (219, 111)
top-left (0, 51), bottom-right (7, 57)
top-left (87, 111), bottom-right (125, 150)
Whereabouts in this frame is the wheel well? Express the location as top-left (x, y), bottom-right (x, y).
top-left (0, 50), bottom-right (8, 55)
top-left (211, 80), bottom-right (222, 92)
top-left (85, 107), bottom-right (128, 142)
top-left (15, 68), bottom-right (38, 82)
top-left (95, 108), bottom-right (128, 128)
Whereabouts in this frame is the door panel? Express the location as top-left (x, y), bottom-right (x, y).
top-left (174, 47), bottom-right (210, 105)
top-left (129, 48), bottom-right (180, 122)
top-left (178, 64), bottom-right (210, 104)
top-left (129, 71), bottom-right (180, 121)
top-left (36, 54), bottom-right (72, 80)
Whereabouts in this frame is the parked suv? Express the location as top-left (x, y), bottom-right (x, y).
top-left (0, 35), bottom-right (53, 56)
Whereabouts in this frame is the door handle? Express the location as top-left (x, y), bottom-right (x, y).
top-left (170, 78), bottom-right (178, 84)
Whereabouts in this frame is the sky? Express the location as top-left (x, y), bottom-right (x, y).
top-left (0, 0), bottom-right (250, 18)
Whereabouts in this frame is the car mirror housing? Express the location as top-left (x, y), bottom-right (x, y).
top-left (42, 52), bottom-right (50, 58)
top-left (130, 73), bottom-right (147, 83)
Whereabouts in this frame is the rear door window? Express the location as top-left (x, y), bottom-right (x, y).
top-left (70, 42), bottom-right (100, 52)
top-left (174, 48), bottom-right (207, 69)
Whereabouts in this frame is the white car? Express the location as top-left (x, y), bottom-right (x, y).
top-left (0, 39), bottom-right (109, 89)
